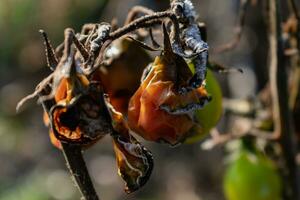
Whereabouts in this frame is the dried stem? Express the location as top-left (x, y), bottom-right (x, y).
top-left (62, 143), bottom-right (99, 200)
top-left (87, 10), bottom-right (180, 75)
top-left (288, 0), bottom-right (300, 20)
top-left (213, 0), bottom-right (251, 53)
top-left (201, 123), bottom-right (280, 150)
top-left (125, 6), bottom-right (155, 25)
top-left (109, 11), bottom-right (179, 41)
top-left (287, 0), bottom-right (300, 113)
top-left (268, 0), bottom-right (299, 199)
top-left (288, 0), bottom-right (300, 58)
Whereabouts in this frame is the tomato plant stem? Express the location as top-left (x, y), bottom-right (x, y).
top-left (62, 143), bottom-right (99, 200)
top-left (268, 0), bottom-right (300, 199)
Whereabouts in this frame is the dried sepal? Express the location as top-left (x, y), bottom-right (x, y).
top-left (38, 28), bottom-right (78, 103)
top-left (72, 33), bottom-right (90, 62)
top-left (178, 23), bottom-right (208, 93)
top-left (149, 28), bottom-right (160, 48)
top-left (169, 0), bottom-right (209, 93)
top-left (39, 30), bottom-right (58, 70)
top-left (126, 35), bottom-right (161, 51)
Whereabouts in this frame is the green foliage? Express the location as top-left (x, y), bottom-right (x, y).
top-left (0, 176), bottom-right (48, 200)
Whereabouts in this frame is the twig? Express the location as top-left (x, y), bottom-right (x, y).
top-left (109, 11), bottom-right (179, 40)
top-left (87, 11), bottom-right (180, 75)
top-left (288, 0), bottom-right (300, 59)
top-left (268, 0), bottom-right (299, 199)
top-left (201, 122), bottom-right (279, 150)
top-left (288, 0), bottom-right (300, 20)
top-left (287, 2), bottom-right (300, 117)
top-left (124, 6), bottom-right (156, 38)
top-left (213, 0), bottom-right (251, 53)
top-left (125, 6), bottom-right (155, 25)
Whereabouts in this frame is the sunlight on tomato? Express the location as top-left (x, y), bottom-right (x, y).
top-left (185, 63), bottom-right (223, 143)
top-left (223, 149), bottom-right (282, 200)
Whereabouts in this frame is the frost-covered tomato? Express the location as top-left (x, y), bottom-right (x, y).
top-left (128, 26), bottom-right (210, 145)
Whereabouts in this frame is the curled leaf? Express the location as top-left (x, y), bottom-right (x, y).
top-left (106, 98), bottom-right (153, 193)
top-left (113, 134), bottom-right (153, 193)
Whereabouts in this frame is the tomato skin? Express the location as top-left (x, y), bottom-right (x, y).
top-left (223, 150), bottom-right (282, 200)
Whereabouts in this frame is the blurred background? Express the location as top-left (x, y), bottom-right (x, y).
top-left (0, 0), bottom-right (277, 199)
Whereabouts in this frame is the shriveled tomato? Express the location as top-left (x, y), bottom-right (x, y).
top-left (51, 81), bottom-right (112, 144)
top-left (223, 147), bottom-right (282, 200)
top-left (44, 75), bottom-right (111, 148)
top-left (42, 32), bottom-right (113, 148)
top-left (93, 38), bottom-right (151, 114)
top-left (128, 25), bottom-right (210, 145)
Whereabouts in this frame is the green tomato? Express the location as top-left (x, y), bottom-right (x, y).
top-left (185, 63), bottom-right (223, 143)
top-left (223, 150), bottom-right (282, 200)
